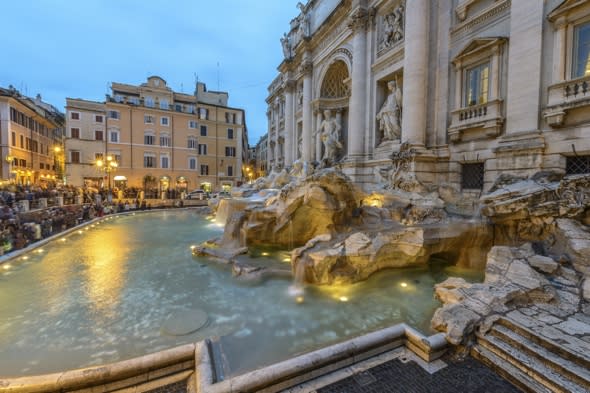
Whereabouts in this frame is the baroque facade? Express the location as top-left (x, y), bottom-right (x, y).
top-left (65, 77), bottom-right (248, 195)
top-left (266, 0), bottom-right (590, 192)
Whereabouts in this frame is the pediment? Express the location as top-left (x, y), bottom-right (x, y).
top-left (548, 0), bottom-right (590, 22)
top-left (452, 37), bottom-right (507, 65)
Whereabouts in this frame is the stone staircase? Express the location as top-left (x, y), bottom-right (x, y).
top-left (472, 316), bottom-right (590, 393)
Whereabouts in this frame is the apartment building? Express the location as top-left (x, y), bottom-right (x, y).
top-left (65, 76), bottom-right (248, 196)
top-left (0, 86), bottom-right (65, 186)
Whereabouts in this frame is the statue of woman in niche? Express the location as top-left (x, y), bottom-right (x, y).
top-left (317, 109), bottom-right (342, 162)
top-left (376, 79), bottom-right (402, 141)
top-left (297, 2), bottom-right (311, 38)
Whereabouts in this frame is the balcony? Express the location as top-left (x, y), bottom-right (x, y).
top-left (544, 75), bottom-right (590, 127)
top-left (448, 99), bottom-right (504, 142)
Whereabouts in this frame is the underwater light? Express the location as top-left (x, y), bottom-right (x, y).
top-left (400, 282), bottom-right (408, 288)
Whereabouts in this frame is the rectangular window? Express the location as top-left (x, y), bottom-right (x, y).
top-left (161, 156), bottom-right (169, 168)
top-left (189, 157), bottom-right (197, 170)
top-left (129, 97), bottom-right (139, 105)
top-left (95, 115), bottom-right (103, 123)
top-left (200, 125), bottom-right (207, 136)
top-left (200, 164), bottom-right (209, 175)
top-left (11, 132), bottom-right (15, 146)
top-left (144, 155), bottom-right (156, 168)
top-left (574, 22), bottom-right (590, 78)
top-left (175, 104), bottom-right (182, 112)
top-left (188, 137), bottom-right (197, 149)
top-left (71, 128), bottom-right (80, 138)
top-left (145, 97), bottom-right (154, 107)
top-left (20, 135), bottom-right (24, 148)
top-left (95, 130), bottom-right (103, 141)
top-left (108, 110), bottom-right (120, 120)
top-left (199, 107), bottom-right (208, 120)
top-left (95, 153), bottom-right (104, 161)
top-left (144, 134), bottom-right (155, 145)
top-left (160, 135), bottom-right (171, 147)
top-left (71, 112), bottom-right (80, 120)
top-left (39, 163), bottom-right (44, 170)
top-left (144, 115), bottom-right (154, 124)
top-left (225, 146), bottom-right (236, 157)
top-left (110, 131), bottom-right (119, 143)
top-left (160, 99), bottom-right (169, 110)
top-left (198, 144), bottom-right (207, 155)
top-left (161, 116), bottom-right (169, 126)
top-left (227, 165), bottom-right (233, 176)
top-left (461, 163), bottom-right (485, 190)
top-left (566, 155), bottom-right (590, 174)
top-left (70, 151), bottom-right (80, 164)
top-left (227, 128), bottom-right (234, 139)
top-left (188, 120), bottom-right (197, 129)
top-left (464, 62), bottom-right (490, 106)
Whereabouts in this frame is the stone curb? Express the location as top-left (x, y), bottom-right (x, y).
top-left (195, 323), bottom-right (447, 393)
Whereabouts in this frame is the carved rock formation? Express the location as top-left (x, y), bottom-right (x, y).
top-left (431, 243), bottom-right (583, 345)
top-left (291, 222), bottom-right (493, 285)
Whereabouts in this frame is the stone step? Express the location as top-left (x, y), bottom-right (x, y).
top-left (471, 345), bottom-right (553, 393)
top-left (490, 324), bottom-right (590, 390)
top-left (478, 333), bottom-right (588, 393)
top-left (498, 317), bottom-right (590, 369)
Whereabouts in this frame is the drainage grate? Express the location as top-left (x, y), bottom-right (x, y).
top-left (353, 371), bottom-right (377, 387)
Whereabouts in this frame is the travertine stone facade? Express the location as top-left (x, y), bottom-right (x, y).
top-left (66, 77), bottom-right (248, 194)
top-left (267, 0), bottom-right (590, 192)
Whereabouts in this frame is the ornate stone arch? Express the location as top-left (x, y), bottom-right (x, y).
top-left (317, 55), bottom-right (351, 99)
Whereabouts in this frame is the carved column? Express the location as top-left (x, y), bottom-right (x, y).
top-left (401, 0), bottom-right (428, 146)
top-left (266, 110), bottom-right (272, 170)
top-left (315, 110), bottom-right (323, 160)
top-left (553, 17), bottom-right (567, 83)
top-left (347, 8), bottom-right (368, 159)
top-left (274, 101), bottom-right (280, 167)
top-left (284, 80), bottom-right (296, 166)
top-left (301, 61), bottom-right (313, 162)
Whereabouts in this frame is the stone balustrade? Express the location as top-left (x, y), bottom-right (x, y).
top-left (545, 75), bottom-right (590, 127)
top-left (448, 99), bottom-right (504, 142)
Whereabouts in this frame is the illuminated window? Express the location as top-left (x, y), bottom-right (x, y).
top-left (464, 62), bottom-right (489, 106)
top-left (573, 22), bottom-right (590, 78)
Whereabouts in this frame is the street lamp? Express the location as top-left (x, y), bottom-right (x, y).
top-left (96, 155), bottom-right (118, 202)
top-left (5, 155), bottom-right (14, 183)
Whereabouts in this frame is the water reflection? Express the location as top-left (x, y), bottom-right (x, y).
top-left (0, 211), bottom-right (482, 378)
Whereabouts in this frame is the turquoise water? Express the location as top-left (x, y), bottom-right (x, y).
top-left (0, 210), bottom-right (482, 378)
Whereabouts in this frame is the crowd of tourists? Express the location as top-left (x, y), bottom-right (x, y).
top-left (0, 184), bottom-right (178, 256)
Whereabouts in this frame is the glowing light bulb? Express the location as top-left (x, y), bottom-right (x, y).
top-left (22, 256), bottom-right (28, 260)
top-left (339, 296), bottom-right (349, 302)
top-left (296, 296), bottom-right (304, 304)
top-left (400, 282), bottom-right (408, 288)
top-left (3, 264), bottom-right (11, 270)
top-left (261, 252), bottom-right (269, 256)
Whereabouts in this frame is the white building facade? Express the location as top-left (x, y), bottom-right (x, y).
top-left (267, 0), bottom-right (590, 192)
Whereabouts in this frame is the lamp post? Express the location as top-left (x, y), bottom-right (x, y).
top-left (5, 155), bottom-right (14, 183)
top-left (96, 155), bottom-right (118, 202)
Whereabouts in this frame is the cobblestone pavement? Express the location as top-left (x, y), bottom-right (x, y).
top-left (317, 355), bottom-right (522, 393)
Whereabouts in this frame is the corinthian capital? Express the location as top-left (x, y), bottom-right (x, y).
top-left (348, 8), bottom-right (368, 32)
top-left (299, 61), bottom-right (313, 75)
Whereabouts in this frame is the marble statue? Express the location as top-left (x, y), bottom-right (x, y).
top-left (297, 2), bottom-right (311, 38)
top-left (377, 80), bottom-right (402, 141)
top-left (317, 109), bottom-right (342, 162)
top-left (380, 5), bottom-right (404, 50)
top-left (281, 33), bottom-right (292, 60)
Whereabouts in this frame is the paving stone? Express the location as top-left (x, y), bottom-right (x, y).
top-left (317, 355), bottom-right (520, 393)
top-left (519, 308), bottom-right (538, 317)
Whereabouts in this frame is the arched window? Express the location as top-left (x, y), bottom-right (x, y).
top-left (320, 61), bottom-right (350, 98)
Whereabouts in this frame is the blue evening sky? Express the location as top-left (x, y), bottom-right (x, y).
top-left (0, 1), bottom-right (298, 145)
